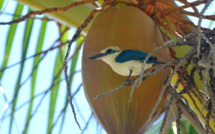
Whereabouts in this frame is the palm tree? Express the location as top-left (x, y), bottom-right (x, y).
top-left (0, 0), bottom-right (215, 133)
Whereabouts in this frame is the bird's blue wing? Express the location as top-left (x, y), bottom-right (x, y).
top-left (115, 49), bottom-right (160, 63)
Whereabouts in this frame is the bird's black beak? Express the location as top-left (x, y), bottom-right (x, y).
top-left (89, 53), bottom-right (107, 60)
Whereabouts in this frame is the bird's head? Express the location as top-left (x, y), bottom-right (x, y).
top-left (89, 46), bottom-right (121, 61)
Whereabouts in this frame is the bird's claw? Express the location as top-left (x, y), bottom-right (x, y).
top-left (124, 78), bottom-right (132, 86)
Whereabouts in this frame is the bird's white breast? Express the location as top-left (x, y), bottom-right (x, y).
top-left (111, 60), bottom-right (153, 76)
top-left (101, 52), bottom-right (153, 76)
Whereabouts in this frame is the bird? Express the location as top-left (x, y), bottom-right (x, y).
top-left (89, 46), bottom-right (164, 81)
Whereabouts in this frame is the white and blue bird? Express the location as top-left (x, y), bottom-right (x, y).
top-left (89, 46), bottom-right (164, 80)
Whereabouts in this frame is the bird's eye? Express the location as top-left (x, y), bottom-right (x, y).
top-left (106, 49), bottom-right (113, 54)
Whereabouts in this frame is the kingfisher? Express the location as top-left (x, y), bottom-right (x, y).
top-left (89, 46), bottom-right (164, 80)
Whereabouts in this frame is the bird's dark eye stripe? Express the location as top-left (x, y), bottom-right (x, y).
top-left (106, 49), bottom-right (113, 53)
top-left (105, 49), bottom-right (120, 54)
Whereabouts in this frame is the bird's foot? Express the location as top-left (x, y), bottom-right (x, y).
top-left (124, 78), bottom-right (132, 86)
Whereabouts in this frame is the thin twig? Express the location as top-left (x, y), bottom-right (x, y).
top-left (63, 7), bottom-right (102, 130)
top-left (0, 0), bottom-right (97, 25)
top-left (197, 0), bottom-right (213, 57)
top-left (146, 48), bottom-right (196, 127)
